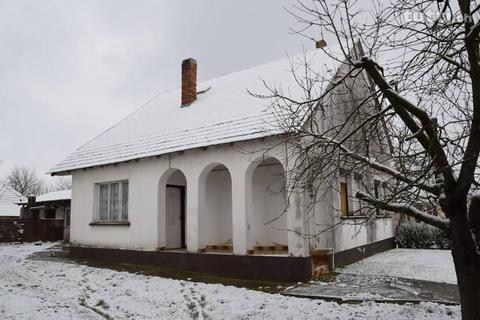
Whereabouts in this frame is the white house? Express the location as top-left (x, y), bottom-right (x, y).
top-left (0, 185), bottom-right (25, 218)
top-left (49, 49), bottom-right (395, 281)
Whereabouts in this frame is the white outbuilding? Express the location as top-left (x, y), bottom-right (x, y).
top-left (0, 185), bottom-right (25, 218)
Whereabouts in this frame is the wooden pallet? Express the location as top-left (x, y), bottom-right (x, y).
top-left (202, 244), bottom-right (233, 253)
top-left (247, 244), bottom-right (288, 255)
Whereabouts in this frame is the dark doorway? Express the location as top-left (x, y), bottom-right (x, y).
top-left (166, 185), bottom-right (186, 249)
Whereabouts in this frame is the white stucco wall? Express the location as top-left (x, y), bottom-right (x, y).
top-left (70, 135), bottom-right (394, 255)
top-left (70, 138), bottom-right (299, 253)
top-left (71, 160), bottom-right (161, 250)
top-left (309, 176), bottom-right (395, 253)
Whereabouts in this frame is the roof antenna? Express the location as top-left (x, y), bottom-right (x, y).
top-left (315, 39), bottom-right (327, 49)
top-left (315, 27), bottom-right (327, 49)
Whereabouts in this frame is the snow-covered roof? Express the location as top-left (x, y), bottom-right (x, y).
top-left (50, 50), bottom-right (338, 174)
top-left (35, 190), bottom-right (71, 203)
top-left (0, 185), bottom-right (26, 217)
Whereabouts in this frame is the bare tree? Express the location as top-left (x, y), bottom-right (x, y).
top-left (254, 0), bottom-right (480, 318)
top-left (51, 176), bottom-right (72, 191)
top-left (3, 166), bottom-right (46, 196)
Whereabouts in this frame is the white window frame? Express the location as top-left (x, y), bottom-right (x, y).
top-left (94, 180), bottom-right (129, 222)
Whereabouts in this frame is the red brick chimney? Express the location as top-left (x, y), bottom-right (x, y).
top-left (181, 58), bottom-right (197, 106)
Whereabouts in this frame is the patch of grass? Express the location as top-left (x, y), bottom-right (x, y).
top-left (78, 296), bottom-right (113, 320)
top-left (72, 258), bottom-right (293, 294)
top-left (95, 299), bottom-right (110, 309)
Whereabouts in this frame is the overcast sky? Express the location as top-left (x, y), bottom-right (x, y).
top-left (0, 0), bottom-right (312, 182)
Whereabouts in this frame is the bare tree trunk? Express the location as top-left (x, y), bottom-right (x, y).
top-left (450, 207), bottom-right (480, 320)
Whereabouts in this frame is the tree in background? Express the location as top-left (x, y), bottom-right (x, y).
top-left (2, 167), bottom-right (72, 195)
top-left (3, 166), bottom-right (46, 196)
top-left (51, 176), bottom-right (72, 191)
top-left (257, 0), bottom-right (480, 317)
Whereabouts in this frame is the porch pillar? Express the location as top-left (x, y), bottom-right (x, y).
top-left (287, 188), bottom-right (310, 257)
top-left (186, 173), bottom-right (200, 252)
top-left (231, 169), bottom-right (249, 255)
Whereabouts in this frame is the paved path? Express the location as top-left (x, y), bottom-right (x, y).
top-left (283, 273), bottom-right (459, 305)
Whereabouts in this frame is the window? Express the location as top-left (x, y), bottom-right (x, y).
top-left (45, 208), bottom-right (56, 219)
top-left (95, 180), bottom-right (128, 221)
top-left (339, 181), bottom-right (349, 217)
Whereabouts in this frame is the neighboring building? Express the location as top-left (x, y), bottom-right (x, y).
top-left (18, 190), bottom-right (71, 241)
top-left (49, 47), bottom-right (395, 281)
top-left (0, 185), bottom-right (26, 218)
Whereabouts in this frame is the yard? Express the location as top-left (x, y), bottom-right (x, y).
top-left (0, 243), bottom-right (459, 319)
top-left (340, 248), bottom-right (457, 284)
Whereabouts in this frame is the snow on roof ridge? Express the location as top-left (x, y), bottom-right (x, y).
top-left (77, 87), bottom-right (179, 151)
top-left (80, 50), bottom-right (334, 150)
top-left (50, 48), bottom-right (341, 174)
top-left (76, 53), bottom-right (302, 152)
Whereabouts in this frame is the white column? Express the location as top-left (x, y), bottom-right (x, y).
top-left (287, 189), bottom-right (310, 257)
top-left (231, 169), bottom-right (249, 255)
top-left (186, 173), bottom-right (200, 253)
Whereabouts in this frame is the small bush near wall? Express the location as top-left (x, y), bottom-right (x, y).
top-left (395, 220), bottom-right (451, 249)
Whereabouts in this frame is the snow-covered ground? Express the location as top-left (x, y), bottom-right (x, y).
top-left (340, 249), bottom-right (457, 284)
top-left (0, 243), bottom-right (459, 319)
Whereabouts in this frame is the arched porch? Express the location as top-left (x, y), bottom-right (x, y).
top-left (198, 163), bottom-right (233, 252)
top-left (246, 157), bottom-right (288, 254)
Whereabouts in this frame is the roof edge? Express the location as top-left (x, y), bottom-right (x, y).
top-left (48, 132), bottom-right (286, 175)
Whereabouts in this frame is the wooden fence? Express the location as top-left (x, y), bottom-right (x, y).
top-left (0, 219), bottom-right (64, 242)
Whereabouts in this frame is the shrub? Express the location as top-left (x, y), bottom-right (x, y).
top-left (395, 220), bottom-right (451, 249)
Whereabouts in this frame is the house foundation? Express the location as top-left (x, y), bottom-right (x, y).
top-left (69, 245), bottom-right (311, 282)
top-left (69, 237), bottom-right (395, 282)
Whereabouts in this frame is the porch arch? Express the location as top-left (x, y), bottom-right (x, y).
top-left (158, 168), bottom-right (187, 249)
top-left (245, 156), bottom-right (288, 252)
top-left (198, 162), bottom-right (233, 251)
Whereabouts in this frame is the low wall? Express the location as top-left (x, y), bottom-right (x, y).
top-left (0, 218), bottom-right (23, 242)
top-left (333, 237), bottom-right (396, 267)
top-left (70, 246), bottom-right (312, 282)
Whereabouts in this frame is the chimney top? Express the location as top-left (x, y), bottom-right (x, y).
top-left (181, 58), bottom-right (197, 106)
top-left (27, 195), bottom-right (36, 207)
